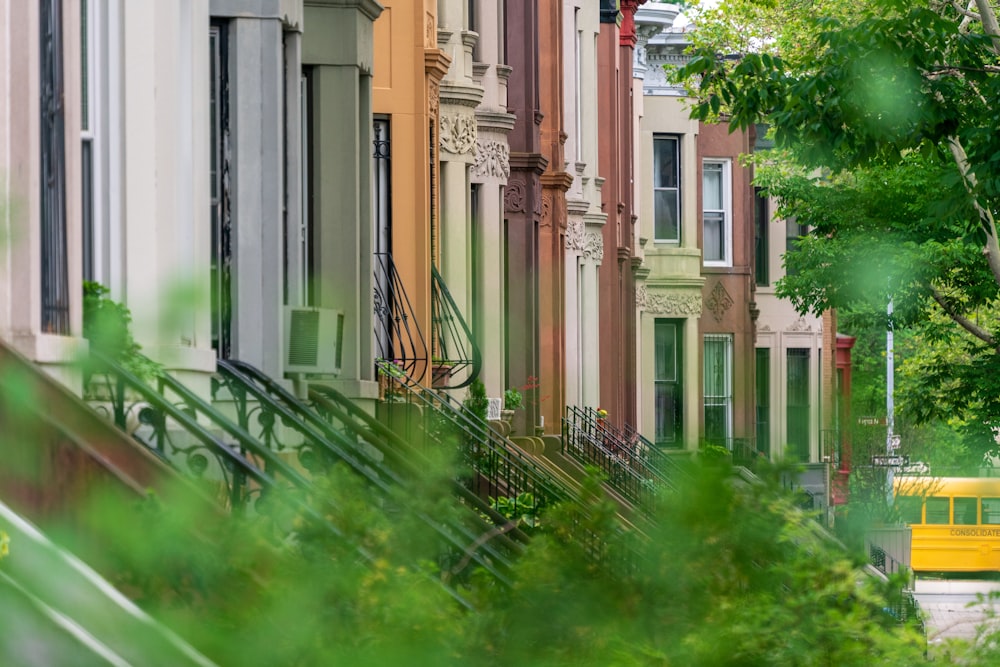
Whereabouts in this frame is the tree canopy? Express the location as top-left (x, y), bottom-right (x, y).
top-left (679, 0), bottom-right (1000, 454)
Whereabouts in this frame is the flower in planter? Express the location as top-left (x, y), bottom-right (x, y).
top-left (596, 407), bottom-right (608, 420)
top-left (503, 387), bottom-right (523, 411)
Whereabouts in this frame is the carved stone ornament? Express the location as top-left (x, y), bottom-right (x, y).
top-left (440, 113), bottom-right (477, 154)
top-left (473, 139), bottom-right (510, 179)
top-left (788, 317), bottom-right (814, 333)
top-left (583, 230), bottom-right (604, 261)
top-left (756, 323), bottom-right (773, 333)
top-left (705, 281), bottom-right (734, 322)
top-left (540, 192), bottom-right (554, 228)
top-left (637, 286), bottom-right (702, 315)
top-left (533, 180), bottom-right (543, 215)
top-left (428, 82), bottom-right (439, 119)
top-left (565, 218), bottom-right (585, 252)
top-left (505, 177), bottom-right (527, 213)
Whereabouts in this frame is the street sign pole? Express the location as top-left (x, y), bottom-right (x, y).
top-left (886, 297), bottom-right (895, 504)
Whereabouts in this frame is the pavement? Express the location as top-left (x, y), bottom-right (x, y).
top-left (913, 579), bottom-right (1000, 644)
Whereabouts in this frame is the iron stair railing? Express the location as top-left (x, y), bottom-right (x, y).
top-left (429, 265), bottom-right (482, 390)
top-left (567, 407), bottom-right (689, 495)
top-left (373, 252), bottom-right (429, 383)
top-left (372, 361), bottom-right (643, 572)
top-left (86, 354), bottom-right (476, 608)
top-left (216, 359), bottom-right (523, 586)
top-left (562, 411), bottom-right (657, 511)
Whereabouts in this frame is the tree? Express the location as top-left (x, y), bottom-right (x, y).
top-left (678, 0), bottom-right (1000, 456)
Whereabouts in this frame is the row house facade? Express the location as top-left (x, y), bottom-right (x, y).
top-left (2, 0), bottom-right (850, 524)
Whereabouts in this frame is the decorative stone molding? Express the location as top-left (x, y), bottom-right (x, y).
top-left (637, 286), bottom-right (702, 315)
top-left (565, 218), bottom-right (585, 252)
top-left (505, 177), bottom-right (527, 213)
top-left (583, 231), bottom-right (604, 262)
top-left (757, 323), bottom-right (773, 333)
top-left (440, 113), bottom-right (477, 154)
top-left (533, 180), bottom-right (543, 216)
top-left (473, 139), bottom-right (510, 179)
top-left (705, 281), bottom-right (734, 322)
top-left (788, 317), bottom-right (814, 333)
top-left (540, 192), bottom-right (554, 228)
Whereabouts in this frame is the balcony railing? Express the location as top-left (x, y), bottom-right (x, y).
top-left (373, 252), bottom-right (429, 383)
top-left (430, 265), bottom-right (481, 389)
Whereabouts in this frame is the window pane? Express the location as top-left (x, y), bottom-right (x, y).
top-left (925, 497), bottom-right (950, 525)
top-left (786, 348), bottom-right (810, 461)
top-left (655, 383), bottom-right (680, 445)
top-left (655, 321), bottom-right (676, 381)
top-left (703, 162), bottom-right (723, 208)
top-left (654, 137), bottom-right (677, 188)
top-left (897, 496), bottom-right (923, 524)
top-left (755, 348), bottom-right (770, 457)
top-left (654, 189), bottom-right (679, 241)
top-left (983, 498), bottom-right (1000, 525)
top-left (703, 214), bottom-right (724, 262)
top-left (703, 334), bottom-right (732, 444)
top-left (954, 497), bottom-right (978, 525)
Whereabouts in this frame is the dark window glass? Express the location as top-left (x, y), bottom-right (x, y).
top-left (954, 497), bottom-right (978, 525)
top-left (925, 497), bottom-right (950, 525)
top-left (756, 348), bottom-right (770, 457)
top-left (786, 348), bottom-right (810, 461)
top-left (655, 319), bottom-right (683, 447)
top-left (653, 136), bottom-right (680, 242)
top-left (754, 187), bottom-right (768, 285)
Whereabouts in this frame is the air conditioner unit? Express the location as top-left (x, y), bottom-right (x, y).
top-left (283, 306), bottom-right (344, 376)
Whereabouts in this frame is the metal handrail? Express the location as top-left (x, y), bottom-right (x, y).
top-left (371, 361), bottom-right (644, 567)
top-left (429, 265), bottom-right (482, 389)
top-left (561, 415), bottom-right (657, 510)
top-left (373, 252), bottom-right (429, 383)
top-left (569, 406), bottom-right (688, 491)
top-left (216, 359), bottom-right (520, 585)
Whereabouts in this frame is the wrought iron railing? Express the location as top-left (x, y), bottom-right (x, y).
top-left (562, 415), bottom-right (656, 510)
top-left (703, 435), bottom-right (762, 469)
top-left (214, 359), bottom-right (520, 588)
top-left (430, 265), bottom-right (481, 389)
top-left (567, 407), bottom-right (690, 493)
top-left (86, 354), bottom-right (482, 607)
top-left (373, 252), bottom-right (429, 383)
top-left (372, 361), bottom-right (643, 571)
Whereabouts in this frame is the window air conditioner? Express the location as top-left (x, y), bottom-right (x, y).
top-left (282, 306), bottom-right (344, 376)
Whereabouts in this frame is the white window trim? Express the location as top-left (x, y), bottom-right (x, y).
top-left (702, 158), bottom-right (732, 267)
top-left (653, 135), bottom-right (681, 243)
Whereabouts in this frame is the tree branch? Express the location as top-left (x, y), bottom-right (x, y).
top-left (947, 137), bottom-right (1000, 286)
top-left (974, 0), bottom-right (1000, 53)
top-left (930, 285), bottom-right (996, 347)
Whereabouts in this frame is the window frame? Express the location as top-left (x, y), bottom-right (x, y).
top-left (654, 318), bottom-right (683, 447)
top-left (703, 333), bottom-right (733, 445)
top-left (702, 158), bottom-right (732, 267)
top-left (652, 134), bottom-right (681, 243)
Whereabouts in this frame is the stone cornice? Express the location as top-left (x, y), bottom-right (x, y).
top-left (475, 109), bottom-right (516, 133)
top-left (440, 82), bottom-right (485, 108)
top-left (583, 211), bottom-right (607, 228)
top-left (540, 171), bottom-right (574, 192)
top-left (509, 151), bottom-right (549, 175)
top-left (495, 64), bottom-right (513, 82)
top-left (424, 48), bottom-right (452, 82)
top-left (305, 0), bottom-right (383, 21)
top-left (566, 198), bottom-right (591, 216)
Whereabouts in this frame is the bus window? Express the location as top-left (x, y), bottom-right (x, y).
top-left (896, 496), bottom-right (923, 524)
top-left (954, 497), bottom-right (978, 525)
top-left (925, 497), bottom-right (950, 525)
top-left (983, 498), bottom-right (1000, 525)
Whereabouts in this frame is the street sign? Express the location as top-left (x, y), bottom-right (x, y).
top-left (889, 435), bottom-right (901, 451)
top-left (858, 416), bottom-right (887, 426)
top-left (872, 455), bottom-right (909, 467)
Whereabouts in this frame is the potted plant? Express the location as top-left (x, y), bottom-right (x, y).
top-left (502, 387), bottom-right (522, 424)
top-left (431, 357), bottom-right (453, 388)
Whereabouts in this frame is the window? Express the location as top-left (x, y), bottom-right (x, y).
top-left (897, 496), bottom-right (923, 524)
top-left (655, 319), bottom-right (683, 447)
top-left (754, 187), bottom-right (768, 285)
top-left (954, 497), bottom-right (978, 525)
top-left (784, 217), bottom-right (808, 276)
top-left (786, 348), bottom-right (810, 461)
top-left (702, 159), bottom-right (732, 266)
top-left (210, 23), bottom-right (232, 357)
top-left (653, 135), bottom-right (680, 242)
top-left (703, 334), bottom-right (733, 445)
top-left (755, 348), bottom-right (770, 457)
top-left (925, 497), bottom-right (950, 525)
top-left (983, 498), bottom-right (1000, 525)
top-left (40, 0), bottom-right (69, 334)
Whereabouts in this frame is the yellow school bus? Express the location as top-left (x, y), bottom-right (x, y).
top-left (894, 476), bottom-right (1000, 572)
